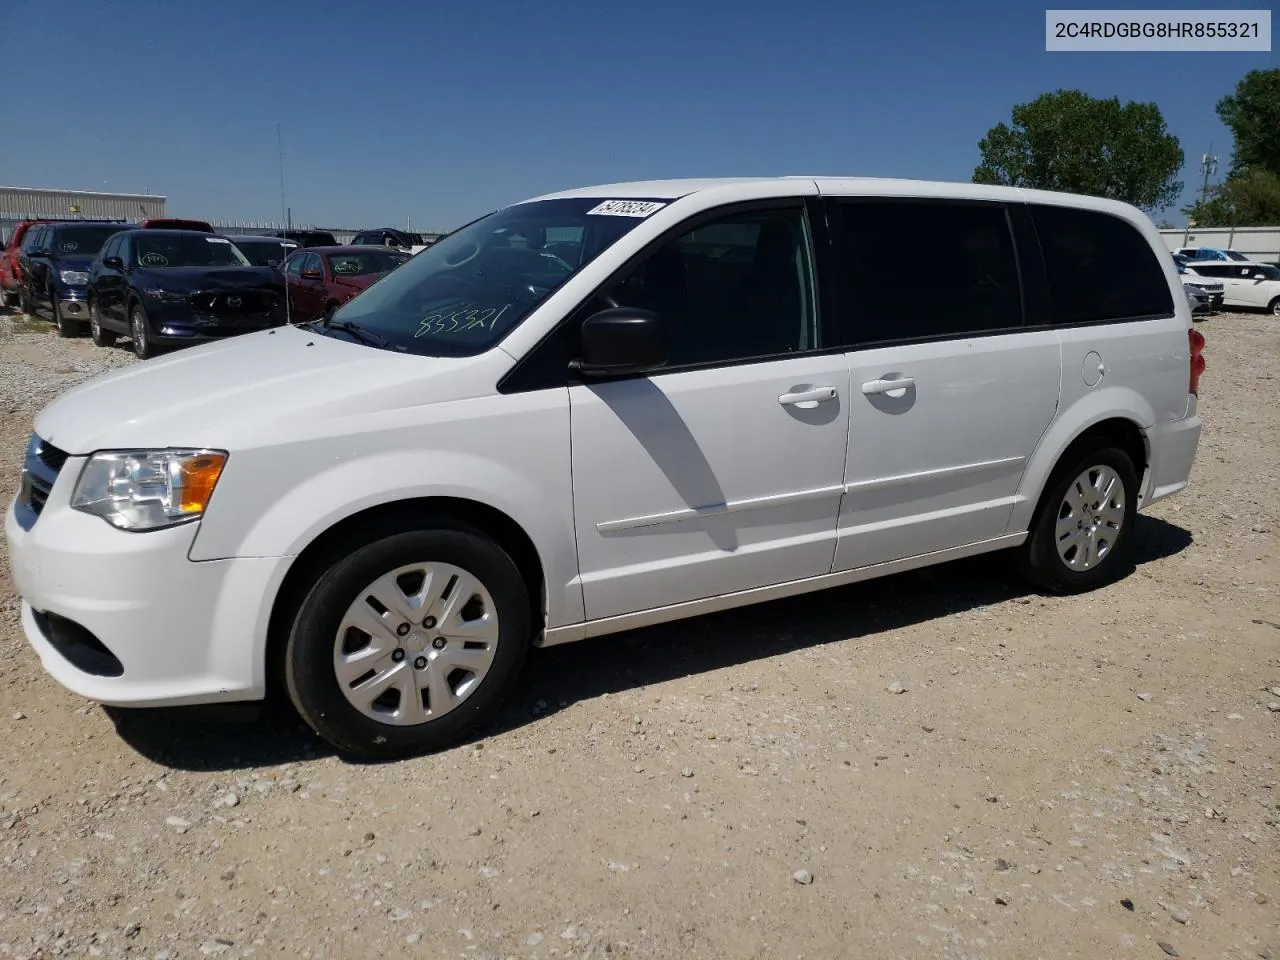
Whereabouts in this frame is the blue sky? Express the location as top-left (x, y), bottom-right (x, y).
top-left (0, 0), bottom-right (1272, 229)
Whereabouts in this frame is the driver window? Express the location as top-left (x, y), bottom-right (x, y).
top-left (590, 205), bottom-right (818, 368)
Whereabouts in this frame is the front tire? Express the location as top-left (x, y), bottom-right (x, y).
top-left (284, 526), bottom-right (531, 759)
top-left (130, 302), bottom-right (155, 359)
top-left (1269, 296), bottom-right (1280, 317)
top-left (90, 300), bottom-right (117, 347)
top-left (1016, 446), bottom-right (1138, 594)
top-left (52, 297), bottom-right (77, 337)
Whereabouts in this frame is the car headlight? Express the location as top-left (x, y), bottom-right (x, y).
top-left (59, 269), bottom-right (90, 285)
top-left (143, 288), bottom-right (189, 302)
top-left (71, 449), bottom-right (228, 531)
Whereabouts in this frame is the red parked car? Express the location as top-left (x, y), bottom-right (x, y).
top-left (282, 246), bottom-right (410, 323)
top-left (140, 217), bottom-right (215, 233)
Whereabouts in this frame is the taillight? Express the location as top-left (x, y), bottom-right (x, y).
top-left (1188, 328), bottom-right (1206, 396)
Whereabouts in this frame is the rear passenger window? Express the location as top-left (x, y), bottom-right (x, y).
top-left (836, 201), bottom-right (1022, 344)
top-left (1032, 205), bottom-right (1173, 324)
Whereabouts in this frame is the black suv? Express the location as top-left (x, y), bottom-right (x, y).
top-left (268, 229), bottom-right (338, 248)
top-left (18, 221), bottom-right (131, 336)
top-left (87, 230), bottom-right (287, 359)
top-left (351, 227), bottom-right (425, 249)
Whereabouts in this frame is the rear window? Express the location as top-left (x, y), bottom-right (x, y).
top-left (1032, 206), bottom-right (1173, 324)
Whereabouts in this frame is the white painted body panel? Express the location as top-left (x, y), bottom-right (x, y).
top-left (569, 356), bottom-right (849, 621)
top-left (836, 332), bottom-right (1060, 569)
top-left (4, 175), bottom-right (1204, 708)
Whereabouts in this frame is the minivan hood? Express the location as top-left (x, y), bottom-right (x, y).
top-left (33, 325), bottom-right (488, 454)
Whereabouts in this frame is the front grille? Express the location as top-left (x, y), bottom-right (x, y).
top-left (15, 434), bottom-right (68, 531)
top-left (190, 289), bottom-right (280, 314)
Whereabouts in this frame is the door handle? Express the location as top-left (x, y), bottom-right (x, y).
top-left (861, 376), bottom-right (915, 396)
top-left (778, 386), bottom-right (837, 407)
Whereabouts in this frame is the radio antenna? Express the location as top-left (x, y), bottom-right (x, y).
top-left (277, 122), bottom-right (293, 325)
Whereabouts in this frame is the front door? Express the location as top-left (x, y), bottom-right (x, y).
top-left (569, 202), bottom-right (850, 621)
top-left (825, 195), bottom-right (1061, 570)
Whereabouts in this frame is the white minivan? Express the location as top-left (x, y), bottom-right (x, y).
top-left (5, 178), bottom-right (1205, 758)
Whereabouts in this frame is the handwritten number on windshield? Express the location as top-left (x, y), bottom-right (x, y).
top-left (414, 304), bottom-right (510, 338)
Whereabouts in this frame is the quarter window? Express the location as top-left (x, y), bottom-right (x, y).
top-left (284, 254), bottom-right (305, 277)
top-left (589, 205), bottom-right (819, 368)
top-left (1032, 205), bottom-right (1173, 323)
top-left (835, 201), bottom-right (1022, 344)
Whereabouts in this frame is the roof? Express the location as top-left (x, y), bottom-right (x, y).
top-left (223, 234), bottom-right (296, 243)
top-left (116, 228), bottom-right (225, 237)
top-left (525, 176), bottom-right (1152, 217)
top-left (298, 245), bottom-right (412, 256)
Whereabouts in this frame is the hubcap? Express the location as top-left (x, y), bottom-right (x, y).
top-left (1055, 464), bottom-right (1125, 571)
top-left (332, 561), bottom-right (499, 725)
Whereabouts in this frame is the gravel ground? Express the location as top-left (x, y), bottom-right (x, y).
top-left (0, 307), bottom-right (1277, 960)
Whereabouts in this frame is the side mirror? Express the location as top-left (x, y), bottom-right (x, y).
top-left (102, 256), bottom-right (124, 270)
top-left (300, 268), bottom-right (323, 280)
top-left (572, 307), bottom-right (667, 377)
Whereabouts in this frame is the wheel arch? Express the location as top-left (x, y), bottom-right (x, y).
top-left (1011, 389), bottom-right (1154, 534)
top-left (263, 496), bottom-right (547, 700)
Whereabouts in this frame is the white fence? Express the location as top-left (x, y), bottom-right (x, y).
top-left (1159, 225), bottom-right (1280, 261)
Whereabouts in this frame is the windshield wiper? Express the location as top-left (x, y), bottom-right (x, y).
top-left (312, 316), bottom-right (390, 349)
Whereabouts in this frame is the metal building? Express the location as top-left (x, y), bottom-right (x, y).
top-left (1, 185), bottom-right (166, 241)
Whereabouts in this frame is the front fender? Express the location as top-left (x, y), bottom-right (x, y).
top-left (190, 448), bottom-right (583, 630)
top-left (1007, 385), bottom-right (1155, 533)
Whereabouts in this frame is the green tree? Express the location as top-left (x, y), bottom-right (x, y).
top-left (1183, 168), bottom-right (1280, 227)
top-left (973, 89), bottom-right (1183, 212)
top-left (1216, 68), bottom-right (1280, 178)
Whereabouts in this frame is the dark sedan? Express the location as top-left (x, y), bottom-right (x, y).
top-left (87, 230), bottom-right (287, 359)
top-left (282, 246), bottom-right (410, 323)
top-left (17, 221), bottom-right (132, 336)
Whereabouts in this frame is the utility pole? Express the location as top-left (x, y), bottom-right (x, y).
top-left (1199, 144), bottom-right (1219, 204)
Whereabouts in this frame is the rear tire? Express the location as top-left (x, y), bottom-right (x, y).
top-left (130, 302), bottom-right (155, 359)
top-left (17, 286), bottom-right (31, 316)
top-left (90, 300), bottom-right (117, 347)
top-left (1016, 446), bottom-right (1138, 595)
top-left (1, 287), bottom-right (16, 308)
top-left (284, 525), bottom-right (532, 759)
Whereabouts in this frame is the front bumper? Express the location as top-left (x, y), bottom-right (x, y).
top-left (58, 296), bottom-right (89, 320)
top-left (4, 461), bottom-right (290, 707)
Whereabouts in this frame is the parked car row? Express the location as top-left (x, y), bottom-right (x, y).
top-left (7, 216), bottom-right (415, 356)
top-left (1179, 254), bottom-right (1280, 316)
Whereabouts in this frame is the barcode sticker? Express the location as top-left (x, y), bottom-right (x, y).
top-left (586, 200), bottom-right (667, 218)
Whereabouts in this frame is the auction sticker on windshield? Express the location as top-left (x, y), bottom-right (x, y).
top-left (587, 200), bottom-right (667, 218)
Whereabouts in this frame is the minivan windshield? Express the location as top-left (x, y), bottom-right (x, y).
top-left (326, 197), bottom-right (666, 356)
top-left (134, 234), bottom-right (251, 269)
